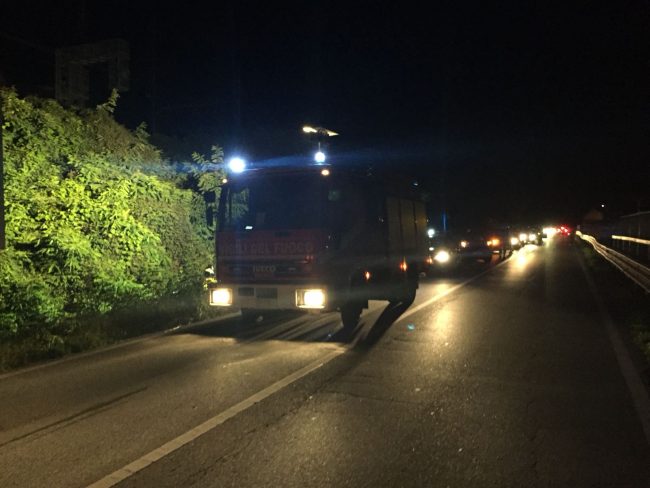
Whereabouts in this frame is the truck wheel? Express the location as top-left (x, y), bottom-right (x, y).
top-left (340, 302), bottom-right (363, 330)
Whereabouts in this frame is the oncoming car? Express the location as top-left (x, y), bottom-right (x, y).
top-left (426, 233), bottom-right (461, 273)
top-left (426, 230), bottom-right (495, 274)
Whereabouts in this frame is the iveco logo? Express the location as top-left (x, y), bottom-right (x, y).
top-left (253, 265), bottom-right (276, 274)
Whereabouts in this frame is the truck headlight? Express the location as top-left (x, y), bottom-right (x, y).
top-left (296, 288), bottom-right (326, 309)
top-left (434, 250), bottom-right (451, 263)
top-left (210, 288), bottom-right (233, 306)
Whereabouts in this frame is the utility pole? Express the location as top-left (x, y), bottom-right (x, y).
top-left (0, 100), bottom-right (5, 250)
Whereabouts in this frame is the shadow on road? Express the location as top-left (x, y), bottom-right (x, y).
top-left (173, 300), bottom-right (414, 349)
top-left (354, 300), bottom-right (413, 347)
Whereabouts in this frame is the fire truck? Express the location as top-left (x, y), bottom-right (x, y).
top-left (208, 163), bottom-right (429, 329)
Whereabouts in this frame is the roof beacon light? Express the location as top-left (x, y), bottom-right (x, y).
top-left (228, 157), bottom-right (246, 173)
top-left (314, 151), bottom-right (326, 164)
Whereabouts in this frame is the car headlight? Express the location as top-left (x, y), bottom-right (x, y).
top-left (528, 233), bottom-right (536, 241)
top-left (434, 250), bottom-right (451, 263)
top-left (210, 288), bottom-right (233, 306)
top-left (510, 237), bottom-right (519, 246)
top-left (519, 233), bottom-right (527, 242)
top-left (296, 288), bottom-right (326, 309)
top-left (460, 240), bottom-right (469, 248)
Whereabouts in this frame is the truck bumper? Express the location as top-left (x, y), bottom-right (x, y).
top-left (208, 283), bottom-right (331, 311)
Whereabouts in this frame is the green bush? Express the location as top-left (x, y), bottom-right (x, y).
top-left (0, 88), bottom-right (219, 351)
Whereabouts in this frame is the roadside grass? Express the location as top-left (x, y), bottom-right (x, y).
top-left (578, 239), bottom-right (650, 366)
top-left (0, 288), bottom-right (227, 372)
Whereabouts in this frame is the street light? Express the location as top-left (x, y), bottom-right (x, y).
top-left (302, 125), bottom-right (338, 165)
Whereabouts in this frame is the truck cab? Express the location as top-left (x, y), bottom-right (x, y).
top-left (208, 165), bottom-right (428, 329)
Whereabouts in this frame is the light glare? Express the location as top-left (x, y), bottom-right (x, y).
top-left (228, 157), bottom-right (246, 173)
top-left (314, 151), bottom-right (326, 163)
top-left (210, 288), bottom-right (232, 306)
top-left (298, 289), bottom-right (326, 309)
top-left (434, 250), bottom-right (451, 263)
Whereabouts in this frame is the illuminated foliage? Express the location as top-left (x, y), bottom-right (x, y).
top-left (0, 88), bottom-right (216, 338)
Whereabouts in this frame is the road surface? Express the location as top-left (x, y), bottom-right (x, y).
top-left (1, 238), bottom-right (649, 487)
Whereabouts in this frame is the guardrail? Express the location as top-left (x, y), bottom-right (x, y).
top-left (577, 231), bottom-right (650, 293)
top-left (579, 211), bottom-right (650, 265)
top-left (612, 235), bottom-right (650, 245)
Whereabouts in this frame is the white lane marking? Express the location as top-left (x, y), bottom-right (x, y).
top-left (0, 313), bottom-right (241, 381)
top-left (578, 250), bottom-right (650, 445)
top-left (86, 348), bottom-right (344, 488)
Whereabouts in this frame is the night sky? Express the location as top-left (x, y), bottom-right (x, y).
top-left (1, 1), bottom-right (649, 226)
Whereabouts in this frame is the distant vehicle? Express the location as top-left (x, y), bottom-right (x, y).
top-left (426, 229), bottom-right (504, 274)
top-left (458, 229), bottom-right (496, 263)
top-left (518, 227), bottom-right (544, 245)
top-left (208, 164), bottom-right (429, 329)
top-left (426, 233), bottom-right (463, 273)
top-left (484, 227), bottom-right (517, 259)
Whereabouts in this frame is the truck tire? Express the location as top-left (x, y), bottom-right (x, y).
top-left (340, 302), bottom-right (363, 330)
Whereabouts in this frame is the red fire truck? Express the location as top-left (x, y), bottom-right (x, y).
top-left (208, 164), bottom-right (429, 329)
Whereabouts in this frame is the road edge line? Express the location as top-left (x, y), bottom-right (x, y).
top-left (86, 349), bottom-right (344, 488)
top-left (577, 247), bottom-right (650, 445)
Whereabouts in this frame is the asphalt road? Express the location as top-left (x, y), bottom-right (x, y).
top-left (1, 238), bottom-right (649, 487)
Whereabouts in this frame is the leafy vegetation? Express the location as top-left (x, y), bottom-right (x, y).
top-left (0, 88), bottom-right (225, 369)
